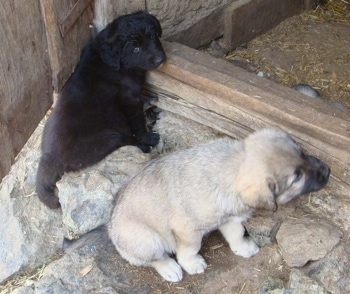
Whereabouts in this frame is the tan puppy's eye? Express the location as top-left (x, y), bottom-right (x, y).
top-left (294, 168), bottom-right (303, 182)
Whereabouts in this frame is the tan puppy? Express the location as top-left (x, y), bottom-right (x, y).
top-left (108, 128), bottom-right (330, 282)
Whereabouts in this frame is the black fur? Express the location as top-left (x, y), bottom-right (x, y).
top-left (36, 11), bottom-right (166, 209)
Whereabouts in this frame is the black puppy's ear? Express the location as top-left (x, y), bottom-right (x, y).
top-left (96, 26), bottom-right (122, 70)
top-left (148, 13), bottom-right (162, 38)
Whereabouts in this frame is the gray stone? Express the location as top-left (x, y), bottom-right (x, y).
top-left (147, 0), bottom-right (229, 40)
top-left (0, 123), bottom-right (64, 283)
top-left (286, 269), bottom-right (327, 294)
top-left (306, 245), bottom-right (350, 294)
top-left (276, 217), bottom-right (342, 267)
top-left (93, 0), bottom-right (229, 44)
top-left (58, 146), bottom-right (151, 239)
top-left (153, 111), bottom-right (219, 153)
top-left (260, 276), bottom-right (284, 293)
top-left (306, 184), bottom-right (350, 232)
top-left (245, 213), bottom-right (282, 247)
top-left (14, 232), bottom-right (151, 294)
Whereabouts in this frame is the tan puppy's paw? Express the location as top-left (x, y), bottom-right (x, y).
top-left (151, 258), bottom-right (183, 282)
top-left (178, 254), bottom-right (207, 275)
top-left (231, 238), bottom-right (259, 258)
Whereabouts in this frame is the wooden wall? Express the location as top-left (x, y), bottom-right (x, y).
top-left (0, 0), bottom-right (94, 181)
top-left (0, 1), bottom-right (52, 180)
top-left (40, 0), bottom-right (94, 92)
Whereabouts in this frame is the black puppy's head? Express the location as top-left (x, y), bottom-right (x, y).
top-left (96, 11), bottom-right (166, 71)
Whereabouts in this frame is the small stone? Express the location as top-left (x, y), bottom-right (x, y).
top-left (58, 146), bottom-right (151, 238)
top-left (287, 269), bottom-right (327, 294)
top-left (260, 276), bottom-right (284, 293)
top-left (276, 217), bottom-right (342, 267)
top-left (245, 214), bottom-right (281, 247)
top-left (306, 245), bottom-right (350, 293)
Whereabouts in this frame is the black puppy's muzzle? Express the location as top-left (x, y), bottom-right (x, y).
top-left (153, 51), bottom-right (166, 67)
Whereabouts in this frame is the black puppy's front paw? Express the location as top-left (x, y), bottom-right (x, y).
top-left (136, 144), bottom-right (151, 153)
top-left (139, 132), bottom-right (160, 146)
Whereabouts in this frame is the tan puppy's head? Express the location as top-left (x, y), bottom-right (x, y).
top-left (236, 128), bottom-right (330, 211)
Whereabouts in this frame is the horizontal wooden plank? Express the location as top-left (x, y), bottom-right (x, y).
top-left (147, 42), bottom-right (350, 185)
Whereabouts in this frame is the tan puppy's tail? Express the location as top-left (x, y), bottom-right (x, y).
top-left (63, 225), bottom-right (109, 254)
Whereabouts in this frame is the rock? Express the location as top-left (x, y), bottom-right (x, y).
top-left (58, 146), bottom-right (151, 239)
top-left (208, 40), bottom-right (228, 58)
top-left (286, 269), bottom-right (327, 294)
top-left (13, 236), bottom-right (152, 294)
top-left (306, 245), bottom-right (350, 293)
top-left (153, 111), bottom-right (219, 153)
top-left (0, 123), bottom-right (64, 283)
top-left (259, 276), bottom-right (284, 293)
top-left (304, 183), bottom-right (350, 232)
top-left (147, 0), bottom-right (228, 39)
top-left (245, 212), bottom-right (282, 247)
top-left (93, 0), bottom-right (228, 45)
top-left (276, 217), bottom-right (342, 267)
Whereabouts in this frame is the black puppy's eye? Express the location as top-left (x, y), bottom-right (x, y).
top-left (294, 168), bottom-right (303, 182)
top-left (133, 47), bottom-right (140, 53)
top-left (149, 35), bottom-right (155, 40)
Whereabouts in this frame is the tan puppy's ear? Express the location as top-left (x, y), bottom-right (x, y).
top-left (236, 174), bottom-right (277, 211)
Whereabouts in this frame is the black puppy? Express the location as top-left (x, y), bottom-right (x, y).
top-left (36, 11), bottom-right (166, 209)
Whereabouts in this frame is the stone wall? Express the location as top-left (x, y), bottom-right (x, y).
top-left (94, 0), bottom-right (232, 47)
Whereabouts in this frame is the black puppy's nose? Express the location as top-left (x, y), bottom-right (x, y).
top-left (154, 54), bottom-right (165, 66)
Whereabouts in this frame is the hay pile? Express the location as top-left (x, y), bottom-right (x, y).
top-left (225, 0), bottom-right (350, 109)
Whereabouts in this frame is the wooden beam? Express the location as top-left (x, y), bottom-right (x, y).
top-left (147, 42), bottom-right (350, 185)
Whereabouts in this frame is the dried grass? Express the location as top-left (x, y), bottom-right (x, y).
top-left (310, 0), bottom-right (350, 24)
top-left (225, 0), bottom-right (350, 108)
top-left (0, 264), bottom-right (46, 294)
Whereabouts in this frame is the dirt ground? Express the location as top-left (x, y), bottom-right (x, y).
top-left (224, 0), bottom-right (350, 110)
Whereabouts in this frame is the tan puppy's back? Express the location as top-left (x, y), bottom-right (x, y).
top-left (108, 128), bottom-right (330, 282)
top-left (109, 137), bottom-right (246, 262)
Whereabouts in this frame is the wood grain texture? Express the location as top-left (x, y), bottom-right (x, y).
top-left (147, 42), bottom-right (350, 184)
top-left (40, 0), bottom-right (93, 91)
top-left (0, 1), bottom-right (52, 180)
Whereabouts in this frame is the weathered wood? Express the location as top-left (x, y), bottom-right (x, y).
top-left (166, 5), bottom-right (225, 48)
top-left (147, 42), bottom-right (350, 184)
top-left (0, 1), bottom-right (52, 180)
top-left (223, 0), bottom-right (320, 50)
top-left (59, 0), bottom-right (92, 37)
top-left (40, 0), bottom-right (93, 91)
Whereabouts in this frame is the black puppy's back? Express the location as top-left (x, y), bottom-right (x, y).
top-left (36, 11), bottom-right (165, 209)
